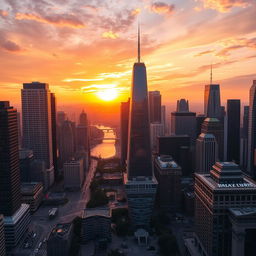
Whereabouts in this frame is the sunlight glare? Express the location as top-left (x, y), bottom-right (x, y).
top-left (96, 88), bottom-right (119, 101)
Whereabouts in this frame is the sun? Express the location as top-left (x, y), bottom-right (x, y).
top-left (96, 88), bottom-right (119, 101)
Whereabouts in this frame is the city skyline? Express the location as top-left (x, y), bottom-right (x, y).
top-left (0, 0), bottom-right (256, 111)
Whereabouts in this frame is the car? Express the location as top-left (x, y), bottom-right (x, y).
top-left (34, 248), bottom-right (39, 253)
top-left (32, 233), bottom-right (37, 238)
top-left (38, 242), bottom-right (42, 248)
top-left (24, 243), bottom-right (29, 249)
top-left (43, 237), bottom-right (47, 243)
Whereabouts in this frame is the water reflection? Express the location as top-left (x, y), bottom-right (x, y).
top-left (90, 125), bottom-right (116, 159)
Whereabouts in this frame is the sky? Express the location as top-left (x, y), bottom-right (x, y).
top-left (0, 0), bottom-right (256, 120)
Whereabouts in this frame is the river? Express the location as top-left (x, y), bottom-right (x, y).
top-left (90, 125), bottom-right (116, 159)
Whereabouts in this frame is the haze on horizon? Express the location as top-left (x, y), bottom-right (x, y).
top-left (0, 0), bottom-right (256, 122)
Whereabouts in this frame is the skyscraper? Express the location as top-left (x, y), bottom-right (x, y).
top-left (0, 102), bottom-right (21, 216)
top-left (50, 93), bottom-right (58, 179)
top-left (120, 99), bottom-right (130, 166)
top-left (241, 106), bottom-right (249, 171)
top-left (0, 102), bottom-right (31, 248)
top-left (22, 82), bottom-right (54, 187)
top-left (125, 27), bottom-right (157, 228)
top-left (150, 122), bottom-right (164, 151)
top-left (196, 133), bottom-right (218, 173)
top-left (201, 118), bottom-right (224, 161)
top-left (247, 80), bottom-right (256, 179)
top-left (76, 110), bottom-right (89, 152)
top-left (171, 99), bottom-right (196, 142)
top-left (204, 84), bottom-right (221, 119)
top-left (226, 99), bottom-right (240, 163)
top-left (149, 91), bottom-right (161, 123)
top-left (0, 215), bottom-right (5, 256)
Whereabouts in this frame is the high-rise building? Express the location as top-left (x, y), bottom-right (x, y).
top-left (204, 84), bottom-right (221, 119)
top-left (0, 102), bottom-right (31, 248)
top-left (240, 106), bottom-right (249, 171)
top-left (150, 123), bottom-right (164, 151)
top-left (0, 215), bottom-right (6, 256)
top-left (196, 115), bottom-right (206, 137)
top-left (149, 91), bottom-right (161, 123)
top-left (171, 99), bottom-right (196, 143)
top-left (0, 101), bottom-right (21, 216)
top-left (154, 155), bottom-right (182, 212)
top-left (57, 111), bottom-right (66, 126)
top-left (22, 82), bottom-right (54, 186)
top-left (125, 27), bottom-right (157, 228)
top-left (59, 120), bottom-right (75, 167)
top-left (201, 118), bottom-right (224, 161)
top-left (226, 100), bottom-right (240, 163)
top-left (50, 93), bottom-right (58, 179)
top-left (161, 105), bottom-right (166, 134)
top-left (196, 133), bottom-right (218, 173)
top-left (247, 80), bottom-right (256, 179)
top-left (120, 99), bottom-right (130, 166)
top-left (19, 149), bottom-right (34, 182)
top-left (193, 162), bottom-right (256, 256)
top-left (17, 112), bottom-right (22, 148)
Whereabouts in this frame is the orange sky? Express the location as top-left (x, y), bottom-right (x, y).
top-left (0, 0), bottom-right (256, 117)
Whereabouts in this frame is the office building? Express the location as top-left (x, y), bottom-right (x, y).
top-left (201, 118), bottom-right (224, 161)
top-left (150, 122), bottom-right (164, 151)
top-left (19, 149), bottom-right (34, 182)
top-left (21, 182), bottom-right (43, 212)
top-left (57, 111), bottom-right (66, 126)
top-left (22, 82), bottom-right (54, 186)
top-left (81, 208), bottom-right (111, 243)
top-left (196, 133), bottom-right (218, 173)
top-left (0, 215), bottom-right (6, 256)
top-left (171, 99), bottom-right (196, 142)
top-left (247, 80), bottom-right (256, 179)
top-left (120, 99), bottom-right (130, 166)
top-left (196, 115), bottom-right (206, 137)
top-left (226, 100), bottom-right (240, 163)
top-left (17, 112), bottom-right (22, 148)
top-left (0, 102), bottom-right (21, 216)
top-left (204, 84), bottom-right (221, 119)
top-left (50, 93), bottom-right (58, 179)
top-left (125, 27), bottom-right (157, 228)
top-left (161, 105), bottom-right (167, 134)
top-left (240, 106), bottom-right (249, 171)
top-left (47, 223), bottom-right (73, 256)
top-left (149, 91), bottom-right (161, 123)
top-left (157, 135), bottom-right (191, 176)
top-left (193, 162), bottom-right (256, 256)
top-left (59, 120), bottom-right (75, 167)
top-left (154, 155), bottom-right (182, 212)
top-left (63, 159), bottom-right (84, 190)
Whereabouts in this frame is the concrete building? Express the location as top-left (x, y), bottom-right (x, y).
top-left (149, 91), bottom-right (161, 123)
top-left (22, 82), bottom-right (54, 187)
top-left (47, 223), bottom-right (73, 256)
top-left (3, 204), bottom-right (31, 248)
top-left (226, 99), bottom-right (240, 163)
top-left (21, 182), bottom-right (43, 212)
top-left (201, 118), bottom-right (224, 161)
top-left (63, 159), bottom-right (84, 190)
top-left (125, 28), bottom-right (157, 229)
top-left (196, 133), bottom-right (218, 174)
top-left (193, 162), bottom-right (256, 256)
top-left (81, 208), bottom-right (111, 243)
top-left (154, 155), bottom-right (182, 212)
top-left (247, 80), bottom-right (256, 179)
top-left (171, 99), bottom-right (196, 143)
top-left (150, 122), bottom-right (164, 151)
top-left (0, 215), bottom-right (6, 256)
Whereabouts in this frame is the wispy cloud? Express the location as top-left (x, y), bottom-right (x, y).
top-left (150, 2), bottom-right (175, 15)
top-left (63, 78), bottom-right (104, 82)
top-left (102, 31), bottom-right (119, 39)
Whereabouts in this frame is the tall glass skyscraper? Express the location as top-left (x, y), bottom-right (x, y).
top-left (125, 27), bottom-right (157, 229)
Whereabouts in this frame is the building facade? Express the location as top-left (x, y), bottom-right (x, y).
top-left (150, 122), bottom-right (165, 151)
top-left (149, 91), bottom-right (161, 123)
top-left (204, 84), bottom-right (221, 119)
top-left (0, 215), bottom-right (6, 256)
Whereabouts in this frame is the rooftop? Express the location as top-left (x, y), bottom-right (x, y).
top-left (229, 207), bottom-right (256, 217)
top-left (21, 182), bottom-right (43, 194)
top-left (83, 207), bottom-right (111, 218)
top-left (49, 223), bottom-right (73, 240)
top-left (156, 155), bottom-right (179, 169)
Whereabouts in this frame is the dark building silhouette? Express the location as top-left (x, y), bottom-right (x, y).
top-left (241, 106), bottom-right (249, 171)
top-left (19, 149), bottom-right (34, 182)
top-left (204, 84), bottom-right (221, 119)
top-left (0, 101), bottom-right (21, 216)
top-left (50, 93), bottom-right (58, 179)
top-left (0, 215), bottom-right (6, 256)
top-left (120, 99), bottom-right (130, 166)
top-left (201, 118), bottom-right (224, 161)
top-left (76, 110), bottom-right (90, 151)
top-left (157, 135), bottom-right (191, 176)
top-left (196, 115), bottom-right (206, 137)
top-left (149, 91), bottom-right (161, 123)
top-left (226, 100), bottom-right (240, 163)
top-left (247, 80), bottom-right (256, 178)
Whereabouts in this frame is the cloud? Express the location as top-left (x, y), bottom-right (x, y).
top-left (15, 12), bottom-right (85, 28)
top-left (63, 78), bottom-right (104, 82)
top-left (102, 31), bottom-right (119, 39)
top-left (195, 49), bottom-right (215, 57)
top-left (0, 33), bottom-right (22, 52)
top-left (151, 2), bottom-right (175, 14)
top-left (199, 0), bottom-right (252, 12)
top-left (0, 10), bottom-right (8, 17)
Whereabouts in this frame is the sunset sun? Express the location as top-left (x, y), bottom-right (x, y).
top-left (96, 88), bottom-right (119, 101)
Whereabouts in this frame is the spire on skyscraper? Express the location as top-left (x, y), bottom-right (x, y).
top-left (138, 23), bottom-right (140, 63)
